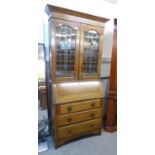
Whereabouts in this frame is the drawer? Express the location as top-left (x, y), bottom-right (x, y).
top-left (57, 99), bottom-right (101, 114)
top-left (57, 109), bottom-right (102, 127)
top-left (58, 118), bottom-right (101, 139)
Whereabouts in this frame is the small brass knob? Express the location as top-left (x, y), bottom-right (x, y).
top-left (67, 118), bottom-right (72, 122)
top-left (90, 113), bottom-right (95, 117)
top-left (67, 107), bottom-right (72, 111)
top-left (91, 103), bottom-right (95, 107)
top-left (68, 130), bottom-right (72, 134)
top-left (89, 124), bottom-right (94, 128)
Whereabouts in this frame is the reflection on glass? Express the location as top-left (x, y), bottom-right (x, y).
top-left (83, 30), bottom-right (100, 76)
top-left (55, 25), bottom-right (76, 77)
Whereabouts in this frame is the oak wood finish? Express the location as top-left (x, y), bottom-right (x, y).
top-left (45, 5), bottom-right (109, 27)
top-left (38, 85), bottom-right (47, 109)
top-left (57, 99), bottom-right (101, 115)
top-left (44, 4), bottom-right (107, 148)
top-left (57, 129), bottom-right (101, 147)
top-left (52, 81), bottom-right (104, 148)
top-left (52, 81), bottom-right (104, 104)
top-left (58, 118), bottom-right (102, 139)
top-left (57, 108), bottom-right (102, 127)
top-left (45, 5), bottom-right (109, 83)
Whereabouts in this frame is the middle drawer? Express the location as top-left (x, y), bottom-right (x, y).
top-left (57, 99), bottom-right (101, 115)
top-left (57, 108), bottom-right (102, 127)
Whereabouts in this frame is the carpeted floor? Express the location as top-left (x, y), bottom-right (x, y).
top-left (39, 130), bottom-right (117, 155)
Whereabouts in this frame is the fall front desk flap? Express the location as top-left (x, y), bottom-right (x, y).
top-left (53, 80), bottom-right (104, 104)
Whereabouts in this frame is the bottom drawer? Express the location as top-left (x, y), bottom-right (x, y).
top-left (58, 118), bottom-right (101, 139)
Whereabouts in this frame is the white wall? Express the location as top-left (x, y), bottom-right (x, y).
top-left (98, 19), bottom-right (114, 78)
top-left (102, 0), bottom-right (117, 4)
top-left (103, 19), bottom-right (114, 58)
top-left (38, 2), bottom-right (44, 43)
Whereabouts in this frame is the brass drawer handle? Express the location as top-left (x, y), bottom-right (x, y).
top-left (67, 106), bottom-right (72, 112)
top-left (90, 113), bottom-right (95, 117)
top-left (67, 130), bottom-right (72, 134)
top-left (89, 124), bottom-right (95, 128)
top-left (67, 117), bottom-right (72, 122)
top-left (91, 103), bottom-right (95, 107)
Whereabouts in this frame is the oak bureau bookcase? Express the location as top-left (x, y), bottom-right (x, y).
top-left (44, 5), bottom-right (109, 148)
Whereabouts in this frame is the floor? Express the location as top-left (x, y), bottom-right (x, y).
top-left (39, 130), bottom-right (117, 155)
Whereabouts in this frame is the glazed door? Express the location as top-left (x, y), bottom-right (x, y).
top-left (79, 24), bottom-right (104, 80)
top-left (51, 18), bottom-right (80, 82)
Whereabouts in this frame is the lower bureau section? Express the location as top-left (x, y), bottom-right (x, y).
top-left (58, 118), bottom-right (102, 139)
top-left (52, 81), bottom-right (104, 148)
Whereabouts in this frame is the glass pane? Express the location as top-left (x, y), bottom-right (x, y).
top-left (55, 25), bottom-right (76, 77)
top-left (83, 30), bottom-right (100, 76)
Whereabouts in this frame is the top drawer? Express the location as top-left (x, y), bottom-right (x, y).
top-left (57, 99), bottom-right (101, 115)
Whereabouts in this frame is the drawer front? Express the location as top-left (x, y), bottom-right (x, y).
top-left (58, 118), bottom-right (101, 139)
top-left (57, 109), bottom-right (102, 127)
top-left (57, 99), bottom-right (101, 114)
